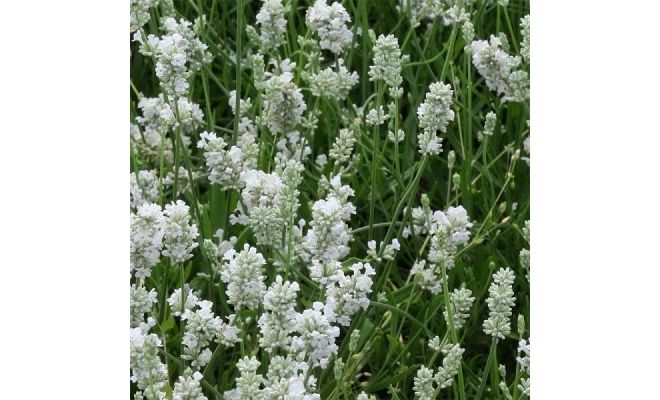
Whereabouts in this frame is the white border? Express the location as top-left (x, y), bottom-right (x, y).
top-left (0, 1), bottom-right (127, 397)
top-left (534, 0), bottom-right (660, 398)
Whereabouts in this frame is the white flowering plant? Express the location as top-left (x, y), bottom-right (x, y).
top-left (130, 0), bottom-right (530, 398)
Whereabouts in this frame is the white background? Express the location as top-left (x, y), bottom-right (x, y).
top-left (1, 0), bottom-right (659, 398)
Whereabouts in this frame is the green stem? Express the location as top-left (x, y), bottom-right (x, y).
top-left (440, 261), bottom-right (466, 400)
top-left (491, 340), bottom-right (501, 395)
top-left (158, 131), bottom-right (166, 207)
top-left (512, 363), bottom-right (522, 400)
top-left (393, 96), bottom-right (403, 195)
top-left (371, 301), bottom-right (432, 338)
top-left (475, 337), bottom-right (498, 400)
top-left (179, 263), bottom-right (186, 368)
top-left (368, 82), bottom-right (384, 241)
top-left (503, 6), bottom-right (520, 54)
top-left (233, 0), bottom-right (242, 145)
top-left (359, 0), bottom-right (369, 103)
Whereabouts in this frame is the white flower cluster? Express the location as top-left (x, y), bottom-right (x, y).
top-left (196, 131), bottom-right (258, 190)
top-left (167, 284), bottom-right (199, 317)
top-left (130, 0), bottom-right (157, 32)
top-left (519, 378), bottom-right (530, 397)
top-left (308, 61), bottom-right (359, 101)
top-left (366, 238), bottom-right (400, 262)
top-left (388, 128), bottom-right (405, 144)
top-left (329, 127), bottom-right (356, 165)
top-left (239, 159), bottom-right (304, 252)
top-left (135, 34), bottom-right (188, 98)
top-left (409, 205), bottom-right (473, 294)
top-left (417, 82), bottom-right (455, 155)
top-left (131, 95), bottom-right (203, 168)
top-left (275, 131), bottom-right (312, 163)
top-left (428, 336), bottom-right (442, 352)
top-left (131, 200), bottom-right (199, 277)
top-left (161, 17), bottom-right (212, 72)
top-left (523, 136), bottom-right (530, 166)
top-left (442, 4), bottom-right (470, 26)
top-left (366, 106), bottom-right (388, 126)
top-left (369, 34), bottom-right (408, 98)
top-left (443, 287), bottom-right (476, 330)
top-left (181, 300), bottom-right (241, 369)
top-left (523, 219), bottom-right (530, 244)
top-left (517, 338), bottom-right (530, 373)
top-left (399, 0), bottom-right (474, 26)
top-left (213, 229), bottom-right (238, 259)
top-left (434, 343), bottom-right (465, 389)
top-left (130, 284), bottom-right (158, 327)
top-left (462, 20), bottom-right (475, 52)
top-left (316, 154), bottom-right (328, 168)
top-left (404, 204), bottom-right (433, 238)
top-left (413, 343), bottom-right (464, 399)
top-left (324, 262), bottom-right (376, 326)
top-left (274, 160), bottom-right (305, 235)
top-left (400, 0), bottom-right (443, 25)
top-left (413, 366), bottom-right (435, 400)
top-left (162, 200), bottom-right (200, 264)
top-left (478, 111), bottom-right (497, 142)
top-left (520, 15), bottom-right (530, 64)
top-left (130, 203), bottom-right (166, 278)
top-left (470, 35), bottom-right (529, 102)
top-left (304, 175), bottom-right (356, 283)
top-left (220, 244), bottom-right (267, 310)
top-left (132, 97), bottom-right (172, 162)
top-left (181, 300), bottom-right (220, 368)
top-left (305, 0), bottom-right (353, 55)
top-left (131, 170), bottom-right (159, 211)
top-left (483, 267), bottom-right (516, 339)
top-left (134, 17), bottom-right (211, 98)
top-left (258, 276), bottom-right (300, 352)
top-left (173, 369), bottom-right (207, 400)
top-left (255, 0), bottom-right (288, 52)
top-left (130, 321), bottom-right (169, 400)
top-left (262, 62), bottom-right (307, 135)
top-left (237, 170), bottom-right (281, 225)
top-left (409, 260), bottom-right (439, 294)
top-left (228, 90), bottom-right (251, 119)
top-left (228, 91), bottom-right (258, 142)
top-left (163, 97), bottom-right (206, 134)
top-left (523, 219), bottom-right (530, 242)
top-left (427, 206), bottom-right (473, 268)
top-left (224, 354), bottom-right (321, 399)
top-left (520, 220), bottom-right (530, 279)
top-left (238, 168), bottom-right (283, 220)
top-left (262, 355), bottom-right (320, 399)
top-left (231, 356), bottom-right (264, 399)
top-left (291, 302), bottom-right (340, 368)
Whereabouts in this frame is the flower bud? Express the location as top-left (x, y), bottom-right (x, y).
top-left (452, 173), bottom-right (461, 188)
top-left (334, 357), bottom-right (345, 380)
top-left (518, 314), bottom-right (526, 337)
top-left (349, 329), bottom-right (360, 353)
top-left (421, 194), bottom-right (430, 214)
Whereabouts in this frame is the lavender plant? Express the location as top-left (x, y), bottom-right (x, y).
top-left (130, 0), bottom-right (530, 398)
